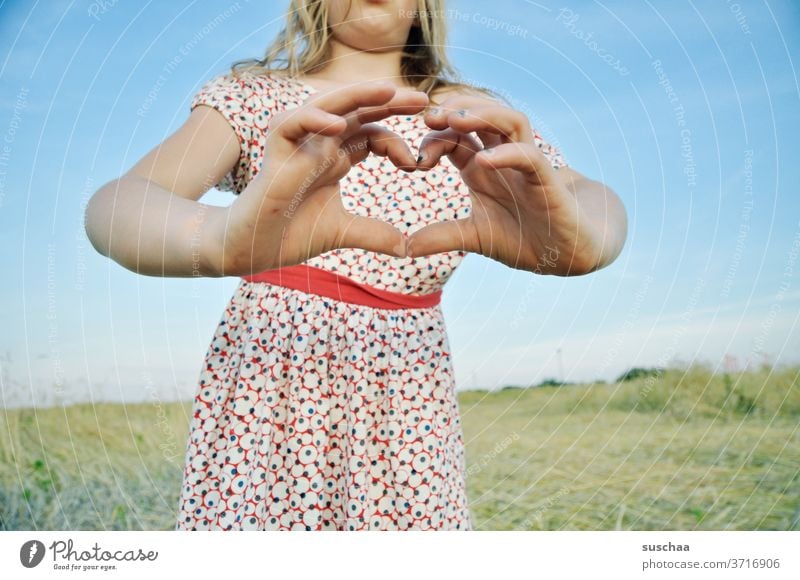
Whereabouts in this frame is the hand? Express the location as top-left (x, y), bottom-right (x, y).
top-left (214, 82), bottom-right (429, 275)
top-left (407, 95), bottom-right (605, 276)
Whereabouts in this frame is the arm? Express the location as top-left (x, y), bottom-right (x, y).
top-left (84, 105), bottom-right (240, 277)
top-left (85, 82), bottom-right (429, 278)
top-left (407, 95), bottom-right (629, 277)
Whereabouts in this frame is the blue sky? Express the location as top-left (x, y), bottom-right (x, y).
top-left (1, 0), bottom-right (798, 407)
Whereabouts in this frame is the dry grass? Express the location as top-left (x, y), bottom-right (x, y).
top-left (0, 400), bottom-right (191, 530)
top-left (460, 363), bottom-right (800, 530)
top-left (1, 363), bottom-right (798, 530)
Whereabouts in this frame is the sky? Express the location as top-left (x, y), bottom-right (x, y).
top-left (0, 0), bottom-right (798, 407)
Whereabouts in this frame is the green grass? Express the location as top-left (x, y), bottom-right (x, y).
top-left (1, 363), bottom-right (798, 530)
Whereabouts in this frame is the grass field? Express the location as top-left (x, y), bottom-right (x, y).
top-left (1, 363), bottom-right (798, 530)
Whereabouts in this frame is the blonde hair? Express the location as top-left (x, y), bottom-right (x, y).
top-left (230, 0), bottom-right (493, 102)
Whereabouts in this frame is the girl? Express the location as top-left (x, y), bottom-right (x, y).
top-left (84, 0), bottom-right (627, 530)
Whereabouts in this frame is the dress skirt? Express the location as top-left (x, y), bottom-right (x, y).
top-left (175, 277), bottom-right (474, 530)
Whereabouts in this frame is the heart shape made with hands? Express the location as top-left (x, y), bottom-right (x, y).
top-left (232, 81), bottom-right (582, 277)
top-left (346, 95), bottom-right (575, 276)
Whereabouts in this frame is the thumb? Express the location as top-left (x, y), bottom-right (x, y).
top-left (406, 218), bottom-right (480, 258)
top-left (337, 215), bottom-right (408, 258)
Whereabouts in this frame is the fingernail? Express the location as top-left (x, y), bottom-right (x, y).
top-left (483, 147), bottom-right (496, 155)
top-left (430, 107), bottom-right (441, 116)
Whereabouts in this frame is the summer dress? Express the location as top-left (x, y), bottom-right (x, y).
top-left (175, 71), bottom-right (568, 530)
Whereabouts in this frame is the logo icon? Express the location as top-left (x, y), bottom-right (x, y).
top-left (20, 540), bottom-right (46, 568)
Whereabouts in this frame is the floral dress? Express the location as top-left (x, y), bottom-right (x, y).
top-left (175, 71), bottom-right (568, 531)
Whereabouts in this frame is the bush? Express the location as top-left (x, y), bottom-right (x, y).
top-left (536, 378), bottom-right (568, 387)
top-left (615, 367), bottom-right (665, 383)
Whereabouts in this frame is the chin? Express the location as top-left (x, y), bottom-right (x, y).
top-left (329, 0), bottom-right (416, 51)
top-left (336, 24), bottom-right (409, 51)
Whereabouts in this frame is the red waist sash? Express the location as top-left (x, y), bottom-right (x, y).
top-left (241, 264), bottom-right (441, 310)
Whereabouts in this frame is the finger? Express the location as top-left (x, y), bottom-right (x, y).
top-left (338, 215), bottom-right (408, 258)
top-left (274, 86), bottom-right (429, 144)
top-left (474, 130), bottom-right (504, 150)
top-left (275, 82), bottom-right (415, 142)
top-left (443, 105), bottom-right (533, 144)
top-left (424, 95), bottom-right (503, 130)
top-left (405, 217), bottom-right (481, 258)
top-left (476, 142), bottom-right (554, 181)
top-left (306, 81), bottom-right (400, 116)
top-left (416, 128), bottom-right (482, 171)
top-left (342, 124), bottom-right (417, 171)
top-left (275, 107), bottom-right (348, 142)
top-left (348, 89), bottom-right (429, 125)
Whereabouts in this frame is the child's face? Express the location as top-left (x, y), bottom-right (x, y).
top-left (327, 0), bottom-right (420, 53)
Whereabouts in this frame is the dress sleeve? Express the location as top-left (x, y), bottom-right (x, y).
top-left (532, 127), bottom-right (569, 170)
top-left (189, 73), bottom-right (256, 194)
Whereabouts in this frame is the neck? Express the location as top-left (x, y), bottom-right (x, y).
top-left (310, 39), bottom-right (411, 87)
